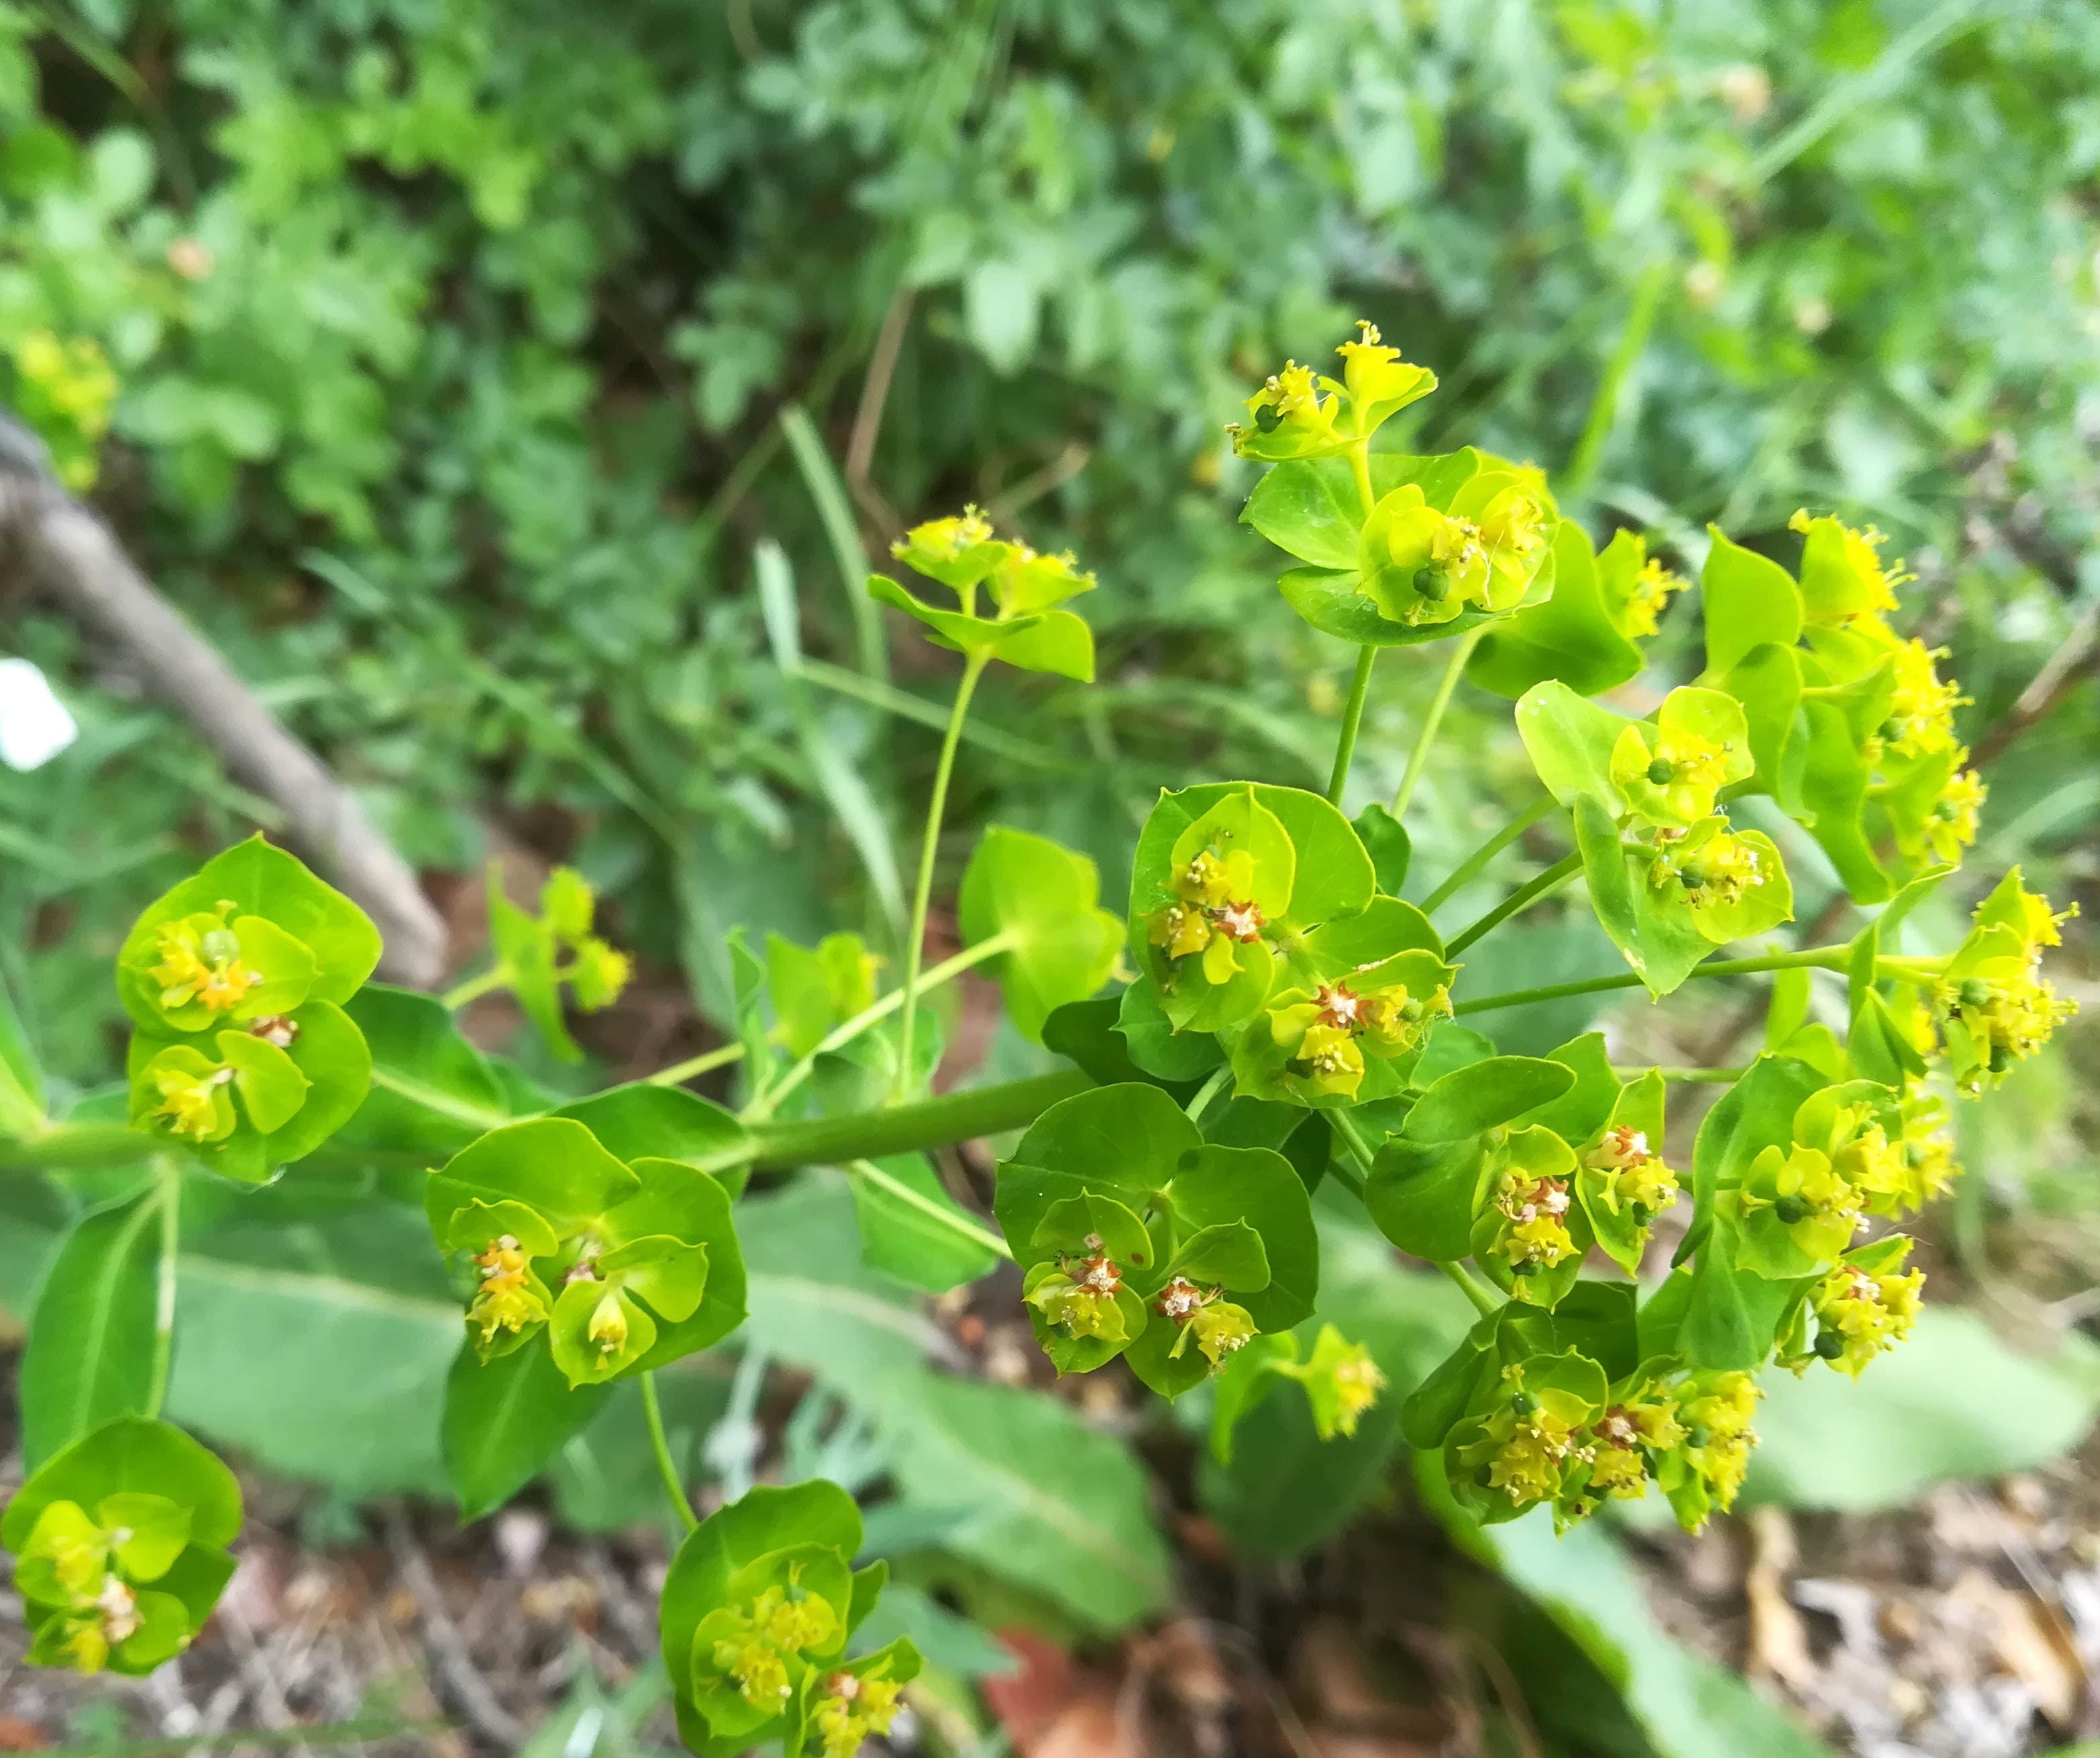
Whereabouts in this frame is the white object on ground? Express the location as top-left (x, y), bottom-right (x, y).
top-left (0, 657), bottom-right (78, 771)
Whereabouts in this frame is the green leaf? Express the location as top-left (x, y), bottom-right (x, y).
top-left (19, 1189), bottom-right (165, 1470)
top-left (552, 1083), bottom-right (749, 1197)
top-left (1364, 1132), bottom-right (1486, 1262)
top-left (1004, 1083), bottom-right (1200, 1204)
top-left (1717, 642), bottom-right (1803, 800)
top-left (1112, 980), bottom-right (1222, 1083)
top-left (3, 1416), bottom-right (242, 1555)
top-left (1688, 1053), bottom-right (1828, 1215)
top-left (336, 985), bottom-right (512, 1156)
top-left (1514, 681), bottom-right (1627, 812)
top-left (1351, 802), bottom-right (1411, 895)
top-left (850, 1153), bottom-right (999, 1293)
top-left (990, 608), bottom-right (1096, 681)
top-left (1573, 795), bottom-right (1710, 997)
top-left (115, 836), bottom-right (382, 1015)
top-left (882, 1373), bottom-right (1173, 1633)
top-left (1469, 520), bottom-right (1643, 699)
top-left (615, 1158), bottom-right (748, 1370)
top-left (1701, 528), bottom-right (1803, 675)
top-left (1165, 1144), bottom-right (1317, 1329)
top-left (1279, 567), bottom-right (1503, 648)
top-left (1525, 1032), bottom-right (1621, 1145)
top-left (166, 1195), bottom-right (458, 1496)
top-left (490, 875), bottom-right (578, 1061)
top-left (959, 826), bottom-right (1122, 1040)
top-left (443, 1339), bottom-right (613, 1520)
top-left (1241, 457), bottom-right (1363, 568)
top-left (1797, 697), bottom-right (1892, 903)
top-left (426, 1118), bottom-right (639, 1243)
top-left (1405, 1056), bottom-right (1575, 1142)
top-left (1432, 1486), bottom-right (1833, 1758)
top-left (1748, 1307), bottom-right (2100, 1512)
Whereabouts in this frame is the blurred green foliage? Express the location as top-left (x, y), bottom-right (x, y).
top-left (3, 0), bottom-right (2097, 1152)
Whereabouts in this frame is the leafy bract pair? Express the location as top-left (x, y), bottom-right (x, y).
top-left (428, 1113), bottom-right (747, 1387)
top-left (868, 506), bottom-right (1097, 681)
top-left (659, 1482), bottom-right (920, 1758)
top-left (994, 1084), bottom-right (1319, 1396)
top-left (1245, 447), bottom-right (1557, 647)
top-left (1518, 681), bottom-right (1794, 995)
top-left (1127, 781), bottom-right (1453, 1106)
top-left (1367, 1037), bottom-right (1679, 1304)
top-left (4, 1418), bottom-right (240, 1675)
top-left (118, 837), bottom-right (378, 1182)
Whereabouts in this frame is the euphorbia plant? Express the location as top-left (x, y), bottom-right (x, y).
top-left (0, 322), bottom-right (2073, 1742)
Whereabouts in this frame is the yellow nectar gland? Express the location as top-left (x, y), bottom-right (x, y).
top-left (712, 1584), bottom-right (841, 1710)
top-left (1813, 1260), bottom-right (1924, 1376)
top-left (1924, 766), bottom-right (1985, 863)
top-left (1880, 640), bottom-right (1966, 759)
top-left (815, 1669), bottom-right (904, 1758)
top-left (149, 913), bottom-right (262, 1015)
top-left (1325, 1347), bottom-right (1386, 1434)
top-left (1622, 557), bottom-right (1688, 639)
top-left (1583, 1124), bottom-right (1678, 1219)
top-left (469, 1234), bottom-right (545, 1344)
top-left (1488, 1404), bottom-right (1580, 1504)
top-left (1494, 1172), bottom-right (1576, 1268)
top-left (1791, 509), bottom-right (1911, 616)
top-left (152, 1061), bottom-right (232, 1140)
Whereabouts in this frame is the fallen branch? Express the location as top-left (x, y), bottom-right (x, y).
top-left (0, 417), bottom-right (446, 986)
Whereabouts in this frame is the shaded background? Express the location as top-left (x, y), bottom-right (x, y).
top-left (6, 1), bottom-right (2100, 1755)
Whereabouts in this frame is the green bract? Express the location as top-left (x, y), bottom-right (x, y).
top-left (484, 865), bottom-right (634, 1062)
top-left (427, 1117), bottom-right (747, 1388)
top-left (1, 1418), bottom-right (241, 1677)
top-left (995, 1083), bottom-right (1318, 1396)
top-left (658, 1482), bottom-right (920, 1758)
top-left (115, 839), bottom-right (377, 1182)
top-left (868, 506), bottom-right (1097, 681)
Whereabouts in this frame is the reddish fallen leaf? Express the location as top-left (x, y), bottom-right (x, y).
top-left (1033, 1694), bottom-right (1139, 1758)
top-left (984, 1629), bottom-right (1080, 1752)
top-left (0, 1716), bottom-right (48, 1752)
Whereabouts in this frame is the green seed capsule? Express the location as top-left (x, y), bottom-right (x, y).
top-left (1510, 1390), bottom-right (1538, 1417)
top-left (1958, 979), bottom-right (1993, 1009)
top-left (1814, 1329), bottom-right (1846, 1360)
top-left (1645, 757), bottom-right (1674, 785)
top-left (1878, 718), bottom-right (1904, 744)
top-left (1254, 403), bottom-right (1283, 433)
top-left (1678, 866), bottom-right (1708, 891)
top-left (1773, 1195), bottom-right (1807, 1225)
top-left (1413, 565), bottom-right (1452, 602)
top-left (1988, 1042), bottom-right (2011, 1073)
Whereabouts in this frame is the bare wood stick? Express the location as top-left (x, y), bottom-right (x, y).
top-left (0, 424), bottom-right (446, 986)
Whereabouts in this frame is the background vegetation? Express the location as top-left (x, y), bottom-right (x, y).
top-left (7, 1), bottom-right (2100, 1753)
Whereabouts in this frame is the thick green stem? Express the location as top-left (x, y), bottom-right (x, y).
top-left (1441, 1260), bottom-right (1500, 1317)
top-left (1184, 1064), bottom-right (1232, 1123)
top-left (1421, 795), bottom-right (1557, 914)
top-left (720, 1067), bottom-right (1093, 1174)
top-left (1326, 644), bottom-right (1379, 807)
top-left (896, 651), bottom-right (990, 1100)
top-left (146, 1157), bottom-right (179, 1421)
top-left (1393, 625), bottom-right (1489, 820)
top-left (1454, 945), bottom-right (1852, 1017)
top-left (847, 1159), bottom-right (1013, 1260)
top-left (441, 965), bottom-right (510, 1010)
top-left (742, 931), bottom-right (1017, 1120)
top-left (639, 1370), bottom-right (698, 1533)
top-left (1618, 1066), bottom-right (1751, 1084)
top-left (1445, 850), bottom-right (1583, 957)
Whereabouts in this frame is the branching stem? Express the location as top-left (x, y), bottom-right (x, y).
top-left (1455, 945), bottom-right (1852, 1015)
top-left (1445, 851), bottom-right (1583, 957)
top-left (846, 1159), bottom-right (1012, 1260)
top-left (146, 1156), bottom-right (179, 1421)
top-left (639, 1370), bottom-right (698, 1533)
top-left (1421, 795), bottom-right (1557, 914)
top-left (1393, 625), bottom-right (1489, 820)
top-left (896, 651), bottom-right (990, 1100)
top-left (1326, 644), bottom-right (1379, 808)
